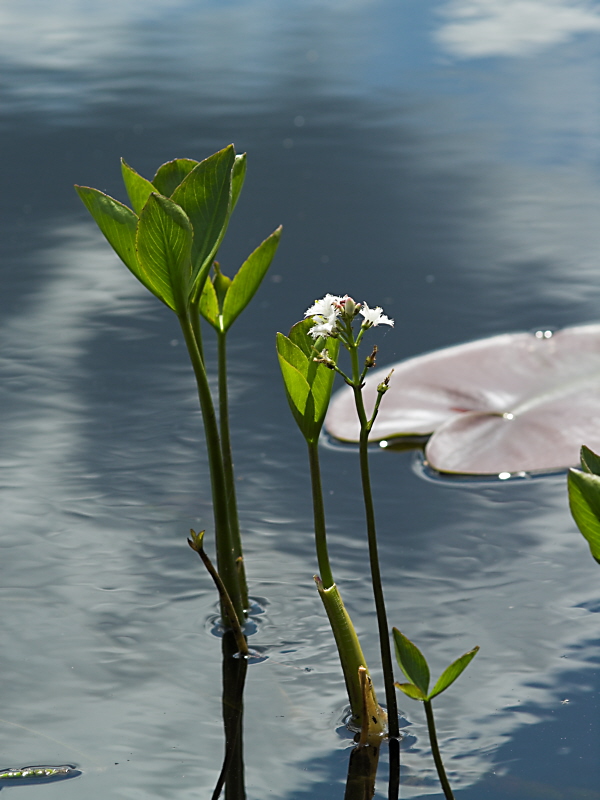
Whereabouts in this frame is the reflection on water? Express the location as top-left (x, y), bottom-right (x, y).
top-left (436, 0), bottom-right (600, 58)
top-left (0, 0), bottom-right (598, 797)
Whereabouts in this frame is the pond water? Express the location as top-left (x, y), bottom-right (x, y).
top-left (0, 1), bottom-right (599, 797)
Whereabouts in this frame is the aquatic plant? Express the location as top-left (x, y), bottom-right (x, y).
top-left (277, 294), bottom-right (398, 736)
top-left (393, 628), bottom-right (479, 800)
top-left (76, 145), bottom-right (281, 628)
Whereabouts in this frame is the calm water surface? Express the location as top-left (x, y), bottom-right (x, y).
top-left (0, 1), bottom-right (599, 797)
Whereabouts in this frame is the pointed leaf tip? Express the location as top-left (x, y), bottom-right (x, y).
top-left (221, 226), bottom-right (282, 330)
top-left (428, 646), bottom-right (479, 699)
top-left (581, 445), bottom-right (600, 476)
top-left (121, 159), bottom-right (156, 214)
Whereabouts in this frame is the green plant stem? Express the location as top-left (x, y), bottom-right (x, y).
top-left (349, 345), bottom-right (399, 739)
top-left (424, 700), bottom-right (455, 800)
top-left (307, 440), bottom-right (334, 589)
top-left (189, 299), bottom-right (205, 362)
top-left (217, 329), bottom-right (249, 611)
top-left (179, 312), bottom-right (245, 623)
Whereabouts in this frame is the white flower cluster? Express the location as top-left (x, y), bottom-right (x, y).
top-left (304, 294), bottom-right (394, 339)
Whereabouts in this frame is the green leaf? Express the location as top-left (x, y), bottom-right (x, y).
top-left (199, 277), bottom-right (219, 330)
top-left (277, 333), bottom-right (310, 375)
top-left (75, 185), bottom-right (161, 301)
top-left (568, 469), bottom-right (600, 564)
top-left (581, 445), bottom-right (600, 476)
top-left (394, 682), bottom-right (426, 701)
top-left (136, 193), bottom-right (193, 314)
top-left (121, 159), bottom-right (156, 214)
top-left (152, 158), bottom-right (199, 197)
top-left (289, 318), bottom-right (317, 359)
top-left (428, 646), bottom-right (479, 699)
top-left (221, 226), bottom-right (282, 330)
top-left (277, 349), bottom-right (311, 422)
top-left (171, 145), bottom-right (235, 287)
top-left (392, 628), bottom-right (430, 696)
top-left (231, 153), bottom-right (247, 212)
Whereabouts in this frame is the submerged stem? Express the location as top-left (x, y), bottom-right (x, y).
top-left (349, 345), bottom-right (399, 739)
top-left (424, 700), bottom-right (455, 800)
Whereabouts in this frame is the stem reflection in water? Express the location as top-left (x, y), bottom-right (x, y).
top-left (213, 631), bottom-right (248, 800)
top-left (213, 648), bottom-right (400, 800)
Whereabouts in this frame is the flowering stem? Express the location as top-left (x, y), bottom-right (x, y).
top-left (424, 700), bottom-right (455, 800)
top-left (307, 440), bottom-right (334, 589)
top-left (349, 344), bottom-right (399, 739)
top-left (179, 312), bottom-right (245, 624)
top-left (217, 328), bottom-right (249, 612)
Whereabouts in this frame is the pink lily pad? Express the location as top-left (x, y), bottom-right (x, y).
top-left (325, 324), bottom-right (600, 475)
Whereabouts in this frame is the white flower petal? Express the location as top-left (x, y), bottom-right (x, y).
top-left (305, 293), bottom-right (342, 320)
top-left (360, 303), bottom-right (394, 328)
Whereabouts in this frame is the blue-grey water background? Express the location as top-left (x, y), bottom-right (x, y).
top-left (0, 1), bottom-right (599, 797)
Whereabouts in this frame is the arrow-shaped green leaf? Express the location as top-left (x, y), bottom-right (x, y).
top-left (136, 193), bottom-right (193, 314)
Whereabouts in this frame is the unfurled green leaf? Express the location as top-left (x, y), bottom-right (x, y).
top-left (392, 628), bottom-right (430, 696)
top-left (152, 158), bottom-right (199, 197)
top-left (171, 145), bottom-right (235, 288)
top-left (428, 646), bottom-right (479, 699)
top-left (231, 154), bottom-right (247, 212)
top-left (581, 445), bottom-right (600, 476)
top-left (395, 682), bottom-right (426, 701)
top-left (221, 227), bottom-right (282, 331)
top-left (121, 159), bottom-right (156, 214)
top-left (199, 277), bottom-right (219, 329)
top-left (568, 468), bottom-right (600, 564)
top-left (136, 193), bottom-right (193, 313)
top-left (75, 185), bottom-right (160, 300)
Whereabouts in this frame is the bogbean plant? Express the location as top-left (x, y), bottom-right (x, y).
top-left (77, 145), bottom-right (478, 796)
top-left (76, 144), bottom-right (281, 636)
top-left (278, 294), bottom-right (479, 797)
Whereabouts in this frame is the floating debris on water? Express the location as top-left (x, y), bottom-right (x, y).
top-left (0, 765), bottom-right (81, 786)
